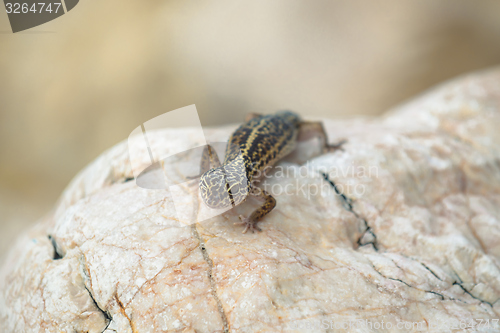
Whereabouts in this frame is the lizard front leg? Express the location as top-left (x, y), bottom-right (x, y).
top-left (235, 187), bottom-right (276, 233)
top-left (298, 121), bottom-right (346, 153)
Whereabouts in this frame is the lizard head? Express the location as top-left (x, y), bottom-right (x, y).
top-left (199, 164), bottom-right (250, 209)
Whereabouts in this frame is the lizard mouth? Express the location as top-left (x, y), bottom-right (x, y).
top-left (201, 191), bottom-right (234, 209)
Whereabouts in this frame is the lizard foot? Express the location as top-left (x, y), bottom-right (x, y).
top-left (325, 139), bottom-right (347, 153)
top-left (235, 215), bottom-right (262, 234)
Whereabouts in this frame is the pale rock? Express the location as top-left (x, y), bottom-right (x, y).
top-left (2, 69), bottom-right (500, 332)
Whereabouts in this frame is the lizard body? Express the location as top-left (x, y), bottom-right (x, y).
top-left (198, 111), bottom-right (340, 233)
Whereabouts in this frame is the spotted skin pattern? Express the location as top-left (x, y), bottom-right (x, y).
top-left (198, 111), bottom-right (337, 233)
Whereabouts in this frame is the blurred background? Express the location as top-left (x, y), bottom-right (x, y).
top-left (2, 0), bottom-right (500, 258)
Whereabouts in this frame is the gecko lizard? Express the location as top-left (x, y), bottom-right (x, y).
top-left (195, 111), bottom-right (343, 233)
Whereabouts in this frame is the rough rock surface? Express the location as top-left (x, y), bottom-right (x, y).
top-left (2, 69), bottom-right (500, 332)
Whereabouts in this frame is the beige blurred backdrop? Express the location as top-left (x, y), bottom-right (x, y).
top-left (2, 0), bottom-right (500, 258)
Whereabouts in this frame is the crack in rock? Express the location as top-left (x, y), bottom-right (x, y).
top-left (371, 264), bottom-right (448, 301)
top-left (191, 224), bottom-right (230, 333)
top-left (370, 261), bottom-right (499, 307)
top-left (47, 235), bottom-right (63, 260)
top-left (116, 295), bottom-right (136, 333)
top-left (80, 254), bottom-right (113, 332)
top-left (123, 177), bottom-right (135, 183)
top-left (420, 263), bottom-right (444, 282)
top-left (321, 173), bottom-right (378, 250)
top-left (84, 285), bottom-right (112, 333)
top-left (452, 282), bottom-right (494, 307)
